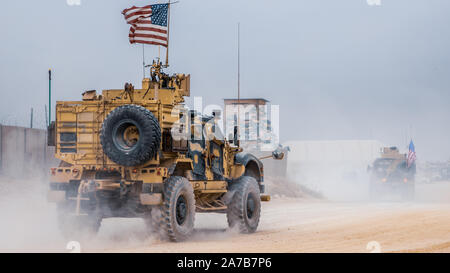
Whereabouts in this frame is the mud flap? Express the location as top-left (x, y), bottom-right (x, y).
top-left (140, 193), bottom-right (163, 205)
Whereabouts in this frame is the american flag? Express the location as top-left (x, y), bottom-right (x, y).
top-left (407, 140), bottom-right (416, 168)
top-left (122, 4), bottom-right (169, 47)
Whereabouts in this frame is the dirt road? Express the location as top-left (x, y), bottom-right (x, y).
top-left (98, 202), bottom-right (449, 253)
top-left (1, 179), bottom-right (450, 253)
top-left (91, 182), bottom-right (450, 253)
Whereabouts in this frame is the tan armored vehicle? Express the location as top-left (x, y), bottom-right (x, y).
top-left (368, 147), bottom-right (416, 201)
top-left (47, 61), bottom-right (273, 241)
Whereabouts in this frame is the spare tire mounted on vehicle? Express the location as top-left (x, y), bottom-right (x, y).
top-left (100, 104), bottom-right (161, 167)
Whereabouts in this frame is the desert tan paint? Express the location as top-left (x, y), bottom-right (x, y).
top-left (53, 61), bottom-right (246, 185)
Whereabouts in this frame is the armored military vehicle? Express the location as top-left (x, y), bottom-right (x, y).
top-left (368, 147), bottom-right (416, 201)
top-left (47, 61), bottom-right (274, 241)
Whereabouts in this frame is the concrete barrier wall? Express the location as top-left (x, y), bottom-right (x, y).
top-left (0, 125), bottom-right (56, 178)
top-left (244, 149), bottom-right (288, 178)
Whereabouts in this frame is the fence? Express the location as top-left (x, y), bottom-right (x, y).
top-left (0, 125), bottom-right (56, 178)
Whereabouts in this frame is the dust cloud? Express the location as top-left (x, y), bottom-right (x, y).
top-left (287, 166), bottom-right (371, 202)
top-left (0, 176), bottom-right (62, 252)
top-left (0, 175), bottom-right (150, 252)
top-left (283, 151), bottom-right (450, 204)
top-left (0, 174), bottom-right (241, 253)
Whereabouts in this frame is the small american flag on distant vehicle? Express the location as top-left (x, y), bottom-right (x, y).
top-left (122, 4), bottom-right (169, 47)
top-left (407, 140), bottom-right (416, 168)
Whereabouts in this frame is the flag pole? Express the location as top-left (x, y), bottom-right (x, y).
top-left (238, 22), bottom-right (241, 107)
top-left (237, 22), bottom-right (241, 147)
top-left (165, 2), bottom-right (171, 67)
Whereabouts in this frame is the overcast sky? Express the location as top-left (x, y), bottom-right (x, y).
top-left (0, 0), bottom-right (449, 161)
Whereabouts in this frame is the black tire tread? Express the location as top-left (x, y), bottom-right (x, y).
top-left (143, 208), bottom-right (163, 237)
top-left (160, 176), bottom-right (196, 242)
top-left (226, 176), bottom-right (261, 234)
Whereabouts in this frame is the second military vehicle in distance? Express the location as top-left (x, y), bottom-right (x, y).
top-left (368, 147), bottom-right (416, 201)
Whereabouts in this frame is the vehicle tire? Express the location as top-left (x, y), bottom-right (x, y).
top-left (226, 176), bottom-right (261, 233)
top-left (100, 104), bottom-right (161, 167)
top-left (143, 208), bottom-right (163, 237)
top-left (160, 176), bottom-right (196, 242)
top-left (57, 204), bottom-right (102, 239)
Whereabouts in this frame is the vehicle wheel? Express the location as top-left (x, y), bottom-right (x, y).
top-left (226, 176), bottom-right (261, 233)
top-left (100, 104), bottom-right (161, 167)
top-left (143, 208), bottom-right (163, 236)
top-left (57, 204), bottom-right (102, 239)
top-left (160, 176), bottom-right (195, 242)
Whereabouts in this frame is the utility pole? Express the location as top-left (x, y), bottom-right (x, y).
top-left (45, 105), bottom-right (48, 129)
top-left (48, 69), bottom-right (52, 127)
top-left (30, 108), bottom-right (33, 129)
